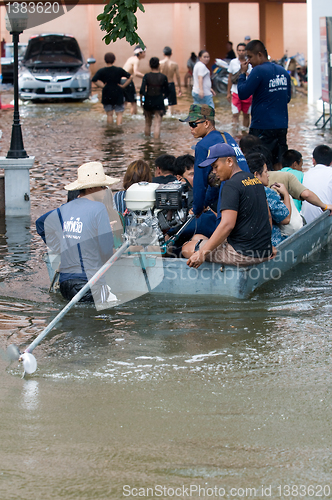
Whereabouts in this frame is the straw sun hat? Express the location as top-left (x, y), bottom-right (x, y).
top-left (64, 162), bottom-right (120, 191)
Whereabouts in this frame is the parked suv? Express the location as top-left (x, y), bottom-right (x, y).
top-left (19, 34), bottom-right (95, 101)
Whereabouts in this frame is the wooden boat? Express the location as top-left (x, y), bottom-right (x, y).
top-left (104, 211), bottom-right (332, 300)
top-left (45, 211), bottom-right (332, 301)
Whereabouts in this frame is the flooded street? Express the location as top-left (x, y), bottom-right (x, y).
top-left (1, 90), bottom-right (332, 499)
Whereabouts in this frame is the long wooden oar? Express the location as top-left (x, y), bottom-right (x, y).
top-left (8, 240), bottom-right (131, 374)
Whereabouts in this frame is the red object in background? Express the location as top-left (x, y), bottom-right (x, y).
top-left (0, 97), bottom-right (14, 110)
top-left (1, 39), bottom-right (5, 58)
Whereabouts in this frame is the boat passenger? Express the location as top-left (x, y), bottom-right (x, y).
top-left (301, 145), bottom-right (332, 224)
top-left (37, 162), bottom-right (121, 306)
top-left (239, 134), bottom-right (331, 218)
top-left (268, 169), bottom-right (332, 220)
top-left (246, 152), bottom-right (291, 246)
top-left (113, 160), bottom-right (152, 219)
top-left (239, 134), bottom-right (273, 171)
top-left (152, 154), bottom-right (177, 184)
top-left (180, 104), bottom-right (249, 218)
top-left (170, 154), bottom-right (217, 245)
top-left (183, 143), bottom-right (274, 268)
top-left (174, 154), bottom-right (194, 206)
top-left (280, 149), bottom-right (304, 212)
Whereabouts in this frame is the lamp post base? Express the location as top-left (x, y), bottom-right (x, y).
top-left (0, 156), bottom-right (35, 216)
top-left (6, 121), bottom-right (28, 158)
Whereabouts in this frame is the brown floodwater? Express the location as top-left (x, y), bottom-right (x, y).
top-left (0, 89), bottom-right (332, 500)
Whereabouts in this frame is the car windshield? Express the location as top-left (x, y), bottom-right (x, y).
top-left (24, 36), bottom-right (82, 66)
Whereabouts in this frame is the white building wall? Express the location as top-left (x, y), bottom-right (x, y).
top-left (229, 3), bottom-right (307, 61)
top-left (229, 3), bottom-right (259, 50)
top-left (307, 0), bottom-right (332, 104)
top-left (283, 3), bottom-right (307, 61)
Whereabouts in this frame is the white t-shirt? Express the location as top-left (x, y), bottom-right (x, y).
top-left (228, 58), bottom-right (252, 94)
top-left (301, 164), bottom-right (332, 224)
top-left (192, 61), bottom-right (212, 96)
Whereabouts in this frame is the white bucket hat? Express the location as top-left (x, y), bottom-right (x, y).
top-left (64, 162), bottom-right (120, 191)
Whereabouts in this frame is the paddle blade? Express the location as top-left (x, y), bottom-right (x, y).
top-left (7, 344), bottom-right (21, 362)
top-left (20, 353), bottom-right (37, 374)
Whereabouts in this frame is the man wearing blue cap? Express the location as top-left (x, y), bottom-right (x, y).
top-left (182, 143), bottom-right (273, 268)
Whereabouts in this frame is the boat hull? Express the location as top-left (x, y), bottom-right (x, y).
top-left (45, 212), bottom-right (332, 300)
top-left (105, 211), bottom-right (332, 299)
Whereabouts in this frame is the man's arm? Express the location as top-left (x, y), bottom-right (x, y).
top-left (192, 143), bottom-right (211, 216)
top-left (175, 64), bottom-right (182, 94)
top-left (271, 182), bottom-right (291, 224)
top-left (227, 73), bottom-right (232, 103)
top-left (118, 75), bottom-right (133, 89)
top-left (237, 65), bottom-right (259, 101)
top-left (92, 79), bottom-right (105, 89)
top-left (187, 210), bottom-right (237, 268)
top-left (300, 189), bottom-right (332, 212)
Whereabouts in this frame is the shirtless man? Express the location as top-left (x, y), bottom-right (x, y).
top-left (123, 45), bottom-right (146, 115)
top-left (159, 46), bottom-right (182, 115)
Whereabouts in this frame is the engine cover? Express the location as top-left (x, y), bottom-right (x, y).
top-left (155, 182), bottom-right (184, 210)
top-left (125, 182), bottom-right (160, 211)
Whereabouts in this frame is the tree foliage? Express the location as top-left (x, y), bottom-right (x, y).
top-left (97, 0), bottom-right (145, 48)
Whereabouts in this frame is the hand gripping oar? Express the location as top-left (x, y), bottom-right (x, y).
top-left (7, 240), bottom-right (131, 376)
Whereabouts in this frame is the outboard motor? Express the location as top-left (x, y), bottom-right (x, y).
top-left (124, 181), bottom-right (189, 245)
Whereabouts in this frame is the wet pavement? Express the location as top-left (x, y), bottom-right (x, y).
top-left (1, 88), bottom-right (332, 500)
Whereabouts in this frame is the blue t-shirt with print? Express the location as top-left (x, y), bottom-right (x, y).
top-left (238, 62), bottom-right (291, 130)
top-left (193, 129), bottom-right (249, 217)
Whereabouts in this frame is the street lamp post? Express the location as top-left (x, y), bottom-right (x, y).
top-left (0, 9), bottom-right (34, 216)
top-left (5, 9), bottom-right (28, 158)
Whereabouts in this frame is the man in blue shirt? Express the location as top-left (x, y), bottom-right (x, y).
top-left (237, 39), bottom-right (291, 168)
top-left (180, 104), bottom-right (249, 221)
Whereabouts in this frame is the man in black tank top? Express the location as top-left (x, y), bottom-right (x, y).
top-left (140, 57), bottom-right (169, 139)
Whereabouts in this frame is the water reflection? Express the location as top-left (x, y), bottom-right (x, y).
top-left (21, 380), bottom-right (39, 412)
top-left (1, 216), bottom-right (32, 264)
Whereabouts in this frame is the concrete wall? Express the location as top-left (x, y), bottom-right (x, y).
top-left (0, 3), bottom-right (201, 83)
top-left (284, 3), bottom-right (307, 60)
top-left (0, 2), bottom-right (307, 80)
top-left (229, 3), bottom-right (259, 49)
top-left (229, 3), bottom-right (307, 61)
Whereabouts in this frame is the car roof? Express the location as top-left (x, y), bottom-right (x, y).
top-left (29, 34), bottom-right (74, 39)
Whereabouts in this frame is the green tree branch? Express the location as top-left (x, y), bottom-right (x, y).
top-left (97, 0), bottom-right (145, 47)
